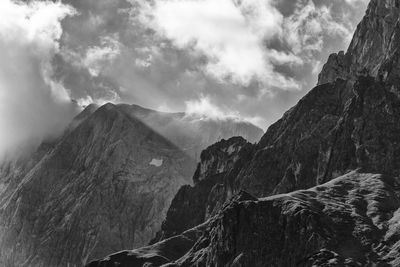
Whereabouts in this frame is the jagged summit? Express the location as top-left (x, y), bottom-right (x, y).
top-left (318, 0), bottom-right (400, 85)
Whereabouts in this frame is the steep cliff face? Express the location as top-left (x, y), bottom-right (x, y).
top-left (0, 104), bottom-right (196, 267)
top-left (318, 0), bottom-right (400, 85)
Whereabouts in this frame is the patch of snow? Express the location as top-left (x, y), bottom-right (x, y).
top-left (149, 158), bottom-right (163, 167)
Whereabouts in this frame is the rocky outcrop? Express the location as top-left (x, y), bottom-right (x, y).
top-left (318, 0), bottom-right (400, 85)
top-left (318, 51), bottom-right (351, 85)
top-left (193, 137), bottom-right (251, 184)
top-left (87, 171), bottom-right (400, 266)
top-left (151, 137), bottom-right (254, 243)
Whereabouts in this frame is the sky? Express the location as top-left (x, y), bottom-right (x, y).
top-left (0, 0), bottom-right (369, 156)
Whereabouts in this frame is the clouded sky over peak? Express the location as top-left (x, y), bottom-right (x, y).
top-left (0, 0), bottom-right (369, 155)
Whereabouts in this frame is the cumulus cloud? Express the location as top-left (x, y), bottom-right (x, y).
top-left (185, 95), bottom-right (264, 127)
top-left (0, 0), bottom-right (77, 157)
top-left (149, 0), bottom-right (301, 89)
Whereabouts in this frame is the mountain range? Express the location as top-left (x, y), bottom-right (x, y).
top-left (86, 0), bottom-right (400, 266)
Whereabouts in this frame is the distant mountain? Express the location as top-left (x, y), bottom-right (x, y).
top-left (0, 103), bottom-right (263, 267)
top-left (110, 103), bottom-right (264, 160)
top-left (87, 1), bottom-right (400, 266)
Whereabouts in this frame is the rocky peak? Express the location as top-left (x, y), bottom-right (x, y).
top-left (318, 0), bottom-right (400, 85)
top-left (150, 137), bottom-right (254, 243)
top-left (193, 136), bottom-right (248, 184)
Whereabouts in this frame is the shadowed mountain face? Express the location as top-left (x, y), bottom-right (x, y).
top-left (0, 103), bottom-right (262, 267)
top-left (0, 103), bottom-right (196, 267)
top-left (87, 0), bottom-right (400, 266)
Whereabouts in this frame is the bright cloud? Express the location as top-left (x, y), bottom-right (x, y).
top-left (344, 0), bottom-right (368, 7)
top-left (185, 95), bottom-right (264, 127)
top-left (0, 0), bottom-right (77, 157)
top-left (150, 0), bottom-right (301, 89)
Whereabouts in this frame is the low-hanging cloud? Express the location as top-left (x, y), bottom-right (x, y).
top-left (0, 0), bottom-right (78, 158)
top-left (184, 95), bottom-right (264, 127)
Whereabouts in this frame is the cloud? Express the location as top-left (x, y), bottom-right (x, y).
top-left (83, 36), bottom-right (121, 76)
top-left (149, 0), bottom-right (301, 89)
top-left (283, 1), bottom-right (352, 57)
top-left (0, 0), bottom-right (77, 157)
top-left (344, 0), bottom-right (368, 7)
top-left (76, 90), bottom-right (121, 108)
top-left (18, 0), bottom-right (368, 139)
top-left (184, 95), bottom-right (264, 127)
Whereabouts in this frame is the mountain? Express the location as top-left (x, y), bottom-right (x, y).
top-left (0, 103), bottom-right (262, 267)
top-left (0, 103), bottom-right (195, 267)
top-left (87, 0), bottom-right (400, 266)
top-left (115, 104), bottom-right (263, 160)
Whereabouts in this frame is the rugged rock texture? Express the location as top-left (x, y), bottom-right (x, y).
top-left (150, 73), bottom-right (400, 264)
top-left (87, 171), bottom-right (400, 266)
top-left (151, 137), bottom-right (254, 243)
top-left (318, 0), bottom-right (400, 85)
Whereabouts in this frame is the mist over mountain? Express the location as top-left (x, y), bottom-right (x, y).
top-left (0, 103), bottom-right (262, 267)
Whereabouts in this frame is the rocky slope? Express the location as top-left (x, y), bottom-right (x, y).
top-left (88, 0), bottom-right (400, 266)
top-left (0, 103), bottom-right (196, 267)
top-left (87, 171), bottom-right (400, 266)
